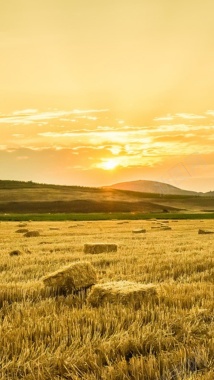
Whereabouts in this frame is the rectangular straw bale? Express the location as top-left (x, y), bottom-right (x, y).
top-left (198, 229), bottom-right (214, 234)
top-left (132, 229), bottom-right (146, 234)
top-left (43, 261), bottom-right (97, 293)
top-left (87, 281), bottom-right (157, 308)
top-left (84, 243), bottom-right (117, 254)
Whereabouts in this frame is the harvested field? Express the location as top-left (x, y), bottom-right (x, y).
top-left (0, 219), bottom-right (214, 380)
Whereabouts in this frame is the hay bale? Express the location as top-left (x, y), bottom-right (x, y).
top-left (49, 227), bottom-right (60, 230)
top-left (17, 223), bottom-right (28, 227)
top-left (15, 229), bottom-right (29, 233)
top-left (9, 250), bottom-right (22, 256)
top-left (198, 229), bottom-right (214, 235)
top-left (24, 231), bottom-right (40, 237)
top-left (87, 281), bottom-right (157, 308)
top-left (132, 229), bottom-right (146, 234)
top-left (43, 261), bottom-right (97, 294)
top-left (84, 243), bottom-right (117, 254)
top-left (160, 227), bottom-right (172, 230)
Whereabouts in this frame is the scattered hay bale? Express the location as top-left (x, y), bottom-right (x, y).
top-left (161, 220), bottom-right (169, 223)
top-left (117, 221), bottom-right (129, 224)
top-left (84, 243), bottom-right (117, 254)
top-left (24, 231), bottom-right (40, 237)
top-left (160, 227), bottom-right (172, 231)
top-left (43, 261), bottom-right (97, 295)
top-left (17, 223), bottom-right (28, 227)
top-left (15, 229), bottom-right (29, 233)
top-left (87, 281), bottom-right (157, 308)
top-left (198, 229), bottom-right (214, 235)
top-left (9, 250), bottom-right (22, 257)
top-left (132, 229), bottom-right (146, 234)
top-left (49, 227), bottom-right (60, 230)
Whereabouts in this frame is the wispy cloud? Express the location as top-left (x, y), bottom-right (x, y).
top-left (206, 110), bottom-right (214, 116)
top-left (13, 109), bottom-right (38, 116)
top-left (175, 113), bottom-right (206, 120)
top-left (0, 109), bottom-right (108, 125)
top-left (155, 112), bottom-right (207, 121)
top-left (1, 108), bottom-right (213, 184)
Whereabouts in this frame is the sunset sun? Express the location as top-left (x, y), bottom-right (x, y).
top-left (100, 159), bottom-right (119, 170)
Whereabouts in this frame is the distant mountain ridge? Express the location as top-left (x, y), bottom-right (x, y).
top-left (106, 180), bottom-right (202, 196)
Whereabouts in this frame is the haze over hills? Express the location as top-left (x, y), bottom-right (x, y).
top-left (106, 180), bottom-right (201, 196)
top-left (0, 179), bottom-right (213, 214)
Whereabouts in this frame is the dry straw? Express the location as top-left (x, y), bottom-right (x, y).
top-left (87, 281), bottom-right (157, 308)
top-left (84, 243), bottom-right (117, 254)
top-left (0, 282), bottom-right (46, 307)
top-left (15, 229), bottom-right (29, 233)
top-left (43, 261), bottom-right (97, 294)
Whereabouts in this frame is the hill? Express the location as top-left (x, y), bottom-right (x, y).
top-left (0, 179), bottom-right (213, 214)
top-left (106, 180), bottom-right (199, 196)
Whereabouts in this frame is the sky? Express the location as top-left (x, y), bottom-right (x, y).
top-left (1, 0), bottom-right (214, 192)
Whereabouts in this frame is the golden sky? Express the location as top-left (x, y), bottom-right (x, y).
top-left (1, 1), bottom-right (214, 191)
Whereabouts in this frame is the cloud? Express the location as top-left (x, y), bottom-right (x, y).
top-left (206, 110), bottom-right (214, 116)
top-left (13, 109), bottom-right (38, 115)
top-left (0, 109), bottom-right (108, 125)
top-left (154, 112), bottom-right (208, 122)
top-left (1, 107), bottom-right (214, 187)
top-left (175, 113), bottom-right (206, 120)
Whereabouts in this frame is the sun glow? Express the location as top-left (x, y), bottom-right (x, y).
top-left (100, 159), bottom-right (119, 170)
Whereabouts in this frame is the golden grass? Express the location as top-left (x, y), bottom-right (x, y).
top-left (0, 219), bottom-right (213, 379)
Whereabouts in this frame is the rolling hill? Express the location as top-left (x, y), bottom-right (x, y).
top-left (0, 179), bottom-right (213, 214)
top-left (105, 180), bottom-right (199, 196)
